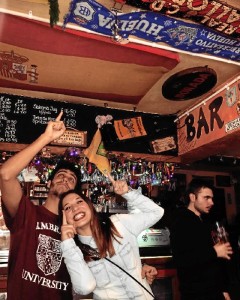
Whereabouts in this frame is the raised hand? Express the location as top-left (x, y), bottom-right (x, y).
top-left (108, 173), bottom-right (129, 195)
top-left (61, 210), bottom-right (76, 241)
top-left (223, 292), bottom-right (231, 300)
top-left (44, 110), bottom-right (66, 142)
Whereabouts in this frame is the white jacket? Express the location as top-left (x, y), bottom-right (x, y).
top-left (61, 188), bottom-right (164, 299)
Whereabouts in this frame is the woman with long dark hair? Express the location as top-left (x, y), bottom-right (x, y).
top-left (59, 175), bottom-right (164, 299)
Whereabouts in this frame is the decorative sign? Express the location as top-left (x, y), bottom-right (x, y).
top-left (114, 117), bottom-right (147, 140)
top-left (51, 130), bottom-right (87, 147)
top-left (64, 0), bottom-right (240, 62)
top-left (226, 86), bottom-right (238, 107)
top-left (125, 0), bottom-right (240, 39)
top-left (177, 78), bottom-right (240, 157)
top-left (225, 117), bottom-right (240, 133)
top-left (0, 50), bottom-right (38, 83)
top-left (150, 136), bottom-right (176, 153)
top-left (162, 67), bottom-right (217, 100)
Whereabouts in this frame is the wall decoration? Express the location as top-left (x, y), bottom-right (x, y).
top-left (64, 0), bottom-right (240, 62)
top-left (51, 130), bottom-right (87, 147)
top-left (125, 0), bottom-right (240, 39)
top-left (0, 93), bottom-right (177, 155)
top-left (84, 129), bottom-right (111, 175)
top-left (48, 0), bottom-right (59, 27)
top-left (226, 86), bottom-right (238, 107)
top-left (177, 76), bottom-right (240, 161)
top-left (0, 50), bottom-right (38, 83)
top-left (114, 116), bottom-right (147, 140)
top-left (162, 66), bottom-right (217, 100)
top-left (150, 136), bottom-right (176, 153)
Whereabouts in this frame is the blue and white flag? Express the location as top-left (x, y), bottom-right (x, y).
top-left (64, 0), bottom-right (240, 62)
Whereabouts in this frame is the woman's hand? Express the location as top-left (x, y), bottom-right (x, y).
top-left (108, 173), bottom-right (129, 195)
top-left (61, 210), bottom-right (76, 241)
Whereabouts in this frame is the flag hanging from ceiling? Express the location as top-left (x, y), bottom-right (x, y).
top-left (84, 129), bottom-right (111, 175)
top-left (64, 0), bottom-right (240, 62)
top-left (125, 0), bottom-right (240, 40)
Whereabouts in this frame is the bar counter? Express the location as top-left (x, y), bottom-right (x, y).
top-left (141, 255), bottom-right (179, 300)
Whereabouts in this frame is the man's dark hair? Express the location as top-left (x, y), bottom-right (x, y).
top-left (185, 178), bottom-right (214, 205)
top-left (48, 160), bottom-right (82, 189)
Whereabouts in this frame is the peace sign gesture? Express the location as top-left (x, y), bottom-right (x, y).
top-left (108, 173), bottom-right (129, 196)
top-left (61, 210), bottom-right (77, 241)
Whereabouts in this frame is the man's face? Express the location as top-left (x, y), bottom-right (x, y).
top-left (49, 169), bottom-right (77, 196)
top-left (190, 187), bottom-right (214, 216)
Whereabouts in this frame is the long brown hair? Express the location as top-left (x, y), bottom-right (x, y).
top-left (59, 189), bottom-right (122, 260)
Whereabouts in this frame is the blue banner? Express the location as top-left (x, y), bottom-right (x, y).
top-left (64, 0), bottom-right (240, 62)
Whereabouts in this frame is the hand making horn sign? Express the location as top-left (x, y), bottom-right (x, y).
top-left (107, 173), bottom-right (129, 196)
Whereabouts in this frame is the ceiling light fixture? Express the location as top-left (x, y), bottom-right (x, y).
top-left (111, 9), bottom-right (129, 44)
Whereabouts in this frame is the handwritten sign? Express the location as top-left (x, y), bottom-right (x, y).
top-left (150, 136), bottom-right (176, 154)
top-left (0, 94), bottom-right (80, 144)
top-left (51, 130), bottom-right (87, 147)
top-left (0, 93), bottom-right (177, 155)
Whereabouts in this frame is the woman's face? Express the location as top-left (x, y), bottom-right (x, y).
top-left (62, 193), bottom-right (92, 235)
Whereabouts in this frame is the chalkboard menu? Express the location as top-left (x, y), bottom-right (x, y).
top-left (0, 93), bottom-right (177, 154)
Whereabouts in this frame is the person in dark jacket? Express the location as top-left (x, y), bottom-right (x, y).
top-left (170, 178), bottom-right (233, 300)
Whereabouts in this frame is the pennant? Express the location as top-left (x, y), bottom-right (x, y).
top-left (125, 0), bottom-right (240, 40)
top-left (84, 129), bottom-right (111, 175)
top-left (64, 0), bottom-right (240, 63)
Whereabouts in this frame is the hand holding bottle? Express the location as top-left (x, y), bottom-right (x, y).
top-left (211, 221), bottom-right (229, 244)
top-left (214, 242), bottom-right (233, 260)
